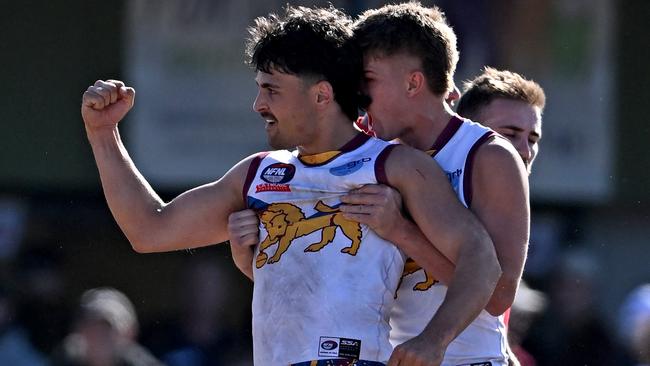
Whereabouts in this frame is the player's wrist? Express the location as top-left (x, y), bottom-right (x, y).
top-left (85, 123), bottom-right (118, 140)
top-left (418, 322), bottom-right (454, 350)
top-left (383, 215), bottom-right (413, 244)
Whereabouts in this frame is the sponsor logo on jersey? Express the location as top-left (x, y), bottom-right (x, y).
top-left (329, 157), bottom-right (371, 176)
top-left (260, 163), bottom-right (296, 184)
top-left (445, 168), bottom-right (462, 193)
top-left (318, 337), bottom-right (340, 357)
top-left (318, 336), bottom-right (361, 359)
top-left (321, 340), bottom-right (338, 350)
top-left (255, 183), bottom-right (291, 193)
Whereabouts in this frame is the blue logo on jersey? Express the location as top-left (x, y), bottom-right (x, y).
top-left (446, 169), bottom-right (462, 193)
top-left (329, 158), bottom-right (371, 176)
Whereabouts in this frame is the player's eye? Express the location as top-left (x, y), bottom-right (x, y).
top-left (498, 129), bottom-right (515, 137)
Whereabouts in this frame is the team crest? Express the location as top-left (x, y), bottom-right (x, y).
top-left (255, 201), bottom-right (362, 268)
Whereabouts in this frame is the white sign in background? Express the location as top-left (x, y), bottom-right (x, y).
top-left (125, 0), bottom-right (615, 203)
top-left (125, 1), bottom-right (274, 187)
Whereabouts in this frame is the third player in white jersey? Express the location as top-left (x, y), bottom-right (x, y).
top-left (389, 116), bottom-right (508, 366)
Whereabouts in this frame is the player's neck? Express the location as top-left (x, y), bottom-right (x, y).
top-left (397, 100), bottom-right (455, 151)
top-left (296, 114), bottom-right (358, 156)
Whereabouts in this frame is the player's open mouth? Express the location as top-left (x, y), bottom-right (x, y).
top-left (265, 119), bottom-right (278, 130)
top-left (261, 113), bottom-right (277, 128)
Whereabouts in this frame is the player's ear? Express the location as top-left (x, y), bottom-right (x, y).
top-left (406, 71), bottom-right (425, 97)
top-left (314, 80), bottom-right (334, 105)
top-left (445, 83), bottom-right (461, 106)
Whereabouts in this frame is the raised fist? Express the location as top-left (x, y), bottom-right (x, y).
top-left (81, 79), bottom-right (135, 131)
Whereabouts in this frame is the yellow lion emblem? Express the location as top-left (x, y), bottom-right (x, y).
top-left (255, 201), bottom-right (362, 268)
top-left (396, 258), bottom-right (438, 294)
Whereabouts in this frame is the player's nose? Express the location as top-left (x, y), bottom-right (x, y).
top-left (253, 91), bottom-right (267, 113)
top-left (516, 139), bottom-right (532, 166)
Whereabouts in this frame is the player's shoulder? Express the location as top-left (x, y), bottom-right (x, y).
top-left (381, 143), bottom-right (445, 184)
top-left (477, 134), bottom-right (519, 161)
top-left (383, 142), bottom-right (431, 163)
top-left (224, 151), bottom-right (273, 184)
top-left (473, 135), bottom-right (526, 179)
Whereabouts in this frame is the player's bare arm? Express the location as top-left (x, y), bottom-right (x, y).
top-left (228, 209), bottom-right (259, 280)
top-left (383, 145), bottom-right (501, 364)
top-left (82, 79), bottom-right (250, 253)
top-left (340, 184), bottom-right (455, 285)
top-left (471, 137), bottom-right (530, 316)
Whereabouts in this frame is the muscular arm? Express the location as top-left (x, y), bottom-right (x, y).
top-left (471, 138), bottom-right (530, 316)
top-left (82, 80), bottom-right (249, 253)
top-left (340, 185), bottom-right (455, 285)
top-left (385, 145), bottom-right (501, 350)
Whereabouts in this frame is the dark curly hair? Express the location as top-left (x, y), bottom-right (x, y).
top-left (353, 2), bottom-right (458, 96)
top-left (245, 5), bottom-right (361, 121)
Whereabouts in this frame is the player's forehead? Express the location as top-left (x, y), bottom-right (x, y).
top-left (255, 69), bottom-right (303, 87)
top-left (363, 52), bottom-right (420, 73)
top-left (479, 98), bottom-right (542, 136)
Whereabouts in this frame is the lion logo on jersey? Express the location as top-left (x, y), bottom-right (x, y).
top-left (255, 201), bottom-right (362, 269)
top-left (395, 258), bottom-right (438, 297)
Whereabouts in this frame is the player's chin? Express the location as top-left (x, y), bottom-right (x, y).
top-left (266, 136), bottom-right (292, 150)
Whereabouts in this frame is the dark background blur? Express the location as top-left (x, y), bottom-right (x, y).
top-left (1, 0), bottom-right (649, 365)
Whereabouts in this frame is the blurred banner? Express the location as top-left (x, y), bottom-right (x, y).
top-left (439, 0), bottom-right (616, 203)
top-left (126, 0), bottom-right (616, 202)
top-left (520, 0), bottom-right (616, 203)
top-left (124, 0), bottom-right (351, 188)
top-left (125, 0), bottom-right (271, 187)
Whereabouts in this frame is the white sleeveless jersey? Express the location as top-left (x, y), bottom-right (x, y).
top-left (244, 134), bottom-right (405, 366)
top-left (389, 116), bottom-right (508, 366)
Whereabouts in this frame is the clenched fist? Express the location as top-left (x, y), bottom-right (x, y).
top-left (81, 79), bottom-right (135, 131)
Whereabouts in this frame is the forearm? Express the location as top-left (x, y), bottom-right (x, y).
top-left (485, 271), bottom-right (520, 315)
top-left (421, 234), bottom-right (501, 345)
top-left (87, 126), bottom-right (167, 251)
top-left (483, 228), bottom-right (527, 316)
top-left (231, 243), bottom-right (255, 281)
top-left (385, 218), bottom-right (455, 285)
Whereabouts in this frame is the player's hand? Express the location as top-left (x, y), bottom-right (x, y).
top-left (81, 79), bottom-right (135, 131)
top-left (228, 209), bottom-right (260, 248)
top-left (387, 334), bottom-right (444, 366)
top-left (339, 184), bottom-right (405, 241)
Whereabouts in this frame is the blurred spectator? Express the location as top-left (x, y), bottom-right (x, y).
top-left (159, 256), bottom-right (253, 366)
top-left (51, 287), bottom-right (162, 366)
top-left (0, 284), bottom-right (49, 366)
top-left (522, 249), bottom-right (624, 365)
top-left (618, 283), bottom-right (650, 365)
top-left (507, 280), bottom-right (547, 366)
top-left (14, 246), bottom-right (69, 355)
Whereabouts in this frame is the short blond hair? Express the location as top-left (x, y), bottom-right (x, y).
top-left (457, 67), bottom-right (546, 120)
top-left (353, 2), bottom-right (459, 96)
